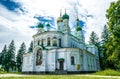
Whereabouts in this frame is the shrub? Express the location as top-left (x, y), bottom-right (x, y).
top-left (94, 69), bottom-right (120, 76)
top-left (0, 68), bottom-right (6, 74)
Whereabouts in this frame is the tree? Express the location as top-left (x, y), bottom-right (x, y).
top-left (16, 42), bottom-right (26, 72)
top-left (0, 45), bottom-right (7, 69)
top-left (89, 31), bottom-right (99, 47)
top-left (7, 40), bottom-right (16, 72)
top-left (100, 25), bottom-right (109, 70)
top-left (0, 53), bottom-right (2, 64)
top-left (101, 25), bottom-right (109, 43)
top-left (106, 0), bottom-right (120, 69)
top-left (106, 0), bottom-right (120, 38)
top-left (28, 41), bottom-right (33, 53)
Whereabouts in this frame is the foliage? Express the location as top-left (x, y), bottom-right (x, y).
top-left (89, 31), bottom-right (99, 47)
top-left (99, 25), bottom-right (109, 70)
top-left (106, 0), bottom-right (120, 38)
top-left (16, 42), bottom-right (26, 72)
top-left (1, 45), bottom-right (8, 72)
top-left (6, 40), bottom-right (16, 72)
top-left (106, 0), bottom-right (120, 69)
top-left (94, 69), bottom-right (120, 76)
top-left (28, 41), bottom-right (33, 53)
top-left (0, 68), bottom-right (6, 74)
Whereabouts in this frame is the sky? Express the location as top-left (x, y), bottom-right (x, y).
top-left (0, 0), bottom-right (115, 52)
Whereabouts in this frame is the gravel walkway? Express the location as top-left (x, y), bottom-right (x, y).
top-left (0, 74), bottom-right (120, 78)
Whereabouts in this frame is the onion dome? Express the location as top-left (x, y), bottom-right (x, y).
top-left (62, 13), bottom-right (69, 19)
top-left (57, 9), bottom-right (63, 23)
top-left (38, 22), bottom-right (44, 28)
top-left (62, 9), bottom-right (69, 19)
top-left (57, 16), bottom-right (63, 23)
top-left (46, 23), bottom-right (50, 27)
top-left (76, 26), bottom-right (82, 31)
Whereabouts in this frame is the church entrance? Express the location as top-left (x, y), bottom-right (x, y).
top-left (59, 61), bottom-right (64, 70)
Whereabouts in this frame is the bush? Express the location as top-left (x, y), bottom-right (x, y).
top-left (94, 69), bottom-right (120, 76)
top-left (0, 68), bottom-right (6, 74)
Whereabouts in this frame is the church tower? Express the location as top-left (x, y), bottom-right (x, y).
top-left (75, 17), bottom-right (85, 43)
top-left (57, 10), bottom-right (63, 32)
top-left (37, 22), bottom-right (44, 33)
top-left (62, 9), bottom-right (71, 34)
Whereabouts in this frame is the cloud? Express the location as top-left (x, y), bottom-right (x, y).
top-left (66, 0), bottom-right (115, 42)
top-left (0, 0), bottom-right (115, 52)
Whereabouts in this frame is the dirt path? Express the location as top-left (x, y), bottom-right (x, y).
top-left (0, 74), bottom-right (120, 78)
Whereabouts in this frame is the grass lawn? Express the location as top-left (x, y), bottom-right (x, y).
top-left (93, 69), bottom-right (120, 76)
top-left (0, 75), bottom-right (119, 79)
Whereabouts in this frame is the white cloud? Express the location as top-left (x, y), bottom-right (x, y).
top-left (66, 0), bottom-right (115, 42)
top-left (0, 0), bottom-right (115, 52)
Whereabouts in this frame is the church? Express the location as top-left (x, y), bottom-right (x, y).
top-left (22, 10), bottom-right (100, 74)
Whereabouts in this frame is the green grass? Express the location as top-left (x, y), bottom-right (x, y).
top-left (94, 69), bottom-right (120, 76)
top-left (0, 75), bottom-right (118, 79)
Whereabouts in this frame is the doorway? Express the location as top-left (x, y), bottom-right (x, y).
top-left (59, 61), bottom-right (64, 70)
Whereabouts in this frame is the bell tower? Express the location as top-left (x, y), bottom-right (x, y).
top-left (62, 9), bottom-right (71, 34)
top-left (57, 10), bottom-right (63, 32)
top-left (75, 16), bottom-right (85, 43)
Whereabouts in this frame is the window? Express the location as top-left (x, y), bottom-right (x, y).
top-left (71, 56), bottom-right (75, 65)
top-left (47, 37), bottom-right (51, 46)
top-left (59, 38), bottom-right (61, 47)
top-left (41, 39), bottom-right (44, 46)
top-left (38, 40), bottom-right (40, 45)
top-left (52, 37), bottom-right (57, 46)
top-left (36, 48), bottom-right (42, 66)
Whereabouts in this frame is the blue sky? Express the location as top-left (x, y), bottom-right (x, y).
top-left (0, 0), bottom-right (115, 52)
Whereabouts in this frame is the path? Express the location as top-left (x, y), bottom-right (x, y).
top-left (0, 74), bottom-right (120, 78)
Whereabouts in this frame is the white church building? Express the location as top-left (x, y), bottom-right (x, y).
top-left (22, 11), bottom-right (100, 74)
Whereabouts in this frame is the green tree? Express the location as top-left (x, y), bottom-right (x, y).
top-left (89, 31), bottom-right (99, 47)
top-left (100, 25), bottom-right (109, 70)
top-left (7, 40), bottom-right (16, 72)
top-left (106, 0), bottom-right (120, 69)
top-left (16, 42), bottom-right (26, 72)
top-left (28, 41), bottom-right (33, 53)
top-left (0, 45), bottom-right (7, 69)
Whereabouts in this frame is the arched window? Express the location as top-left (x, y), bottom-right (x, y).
top-left (36, 48), bottom-right (42, 66)
top-left (71, 56), bottom-right (75, 65)
top-left (52, 37), bottom-right (57, 46)
top-left (38, 40), bottom-right (40, 45)
top-left (47, 37), bottom-right (51, 46)
top-left (41, 39), bottom-right (44, 46)
top-left (59, 38), bottom-right (62, 47)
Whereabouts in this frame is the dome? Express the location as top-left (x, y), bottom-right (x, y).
top-left (46, 23), bottom-right (50, 27)
top-left (76, 26), bottom-right (82, 31)
top-left (62, 13), bottom-right (69, 19)
top-left (57, 16), bottom-right (63, 23)
top-left (38, 23), bottom-right (44, 28)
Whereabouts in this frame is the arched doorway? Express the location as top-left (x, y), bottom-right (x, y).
top-left (36, 48), bottom-right (42, 66)
top-left (58, 58), bottom-right (64, 70)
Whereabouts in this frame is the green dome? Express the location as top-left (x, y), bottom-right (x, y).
top-left (76, 26), bottom-right (82, 31)
top-left (46, 23), bottom-right (50, 27)
top-left (62, 13), bottom-right (69, 19)
top-left (38, 23), bottom-right (44, 28)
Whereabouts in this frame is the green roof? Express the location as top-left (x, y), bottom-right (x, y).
top-left (58, 58), bottom-right (64, 61)
top-left (76, 26), bottom-right (82, 31)
top-left (62, 13), bottom-right (69, 19)
top-left (38, 23), bottom-right (44, 28)
top-left (46, 23), bottom-right (50, 27)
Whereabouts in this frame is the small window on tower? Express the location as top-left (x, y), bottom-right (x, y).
top-left (59, 38), bottom-right (62, 47)
top-left (47, 37), bottom-right (51, 46)
top-left (38, 40), bottom-right (40, 45)
top-left (71, 56), bottom-right (75, 65)
top-left (53, 37), bottom-right (57, 46)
